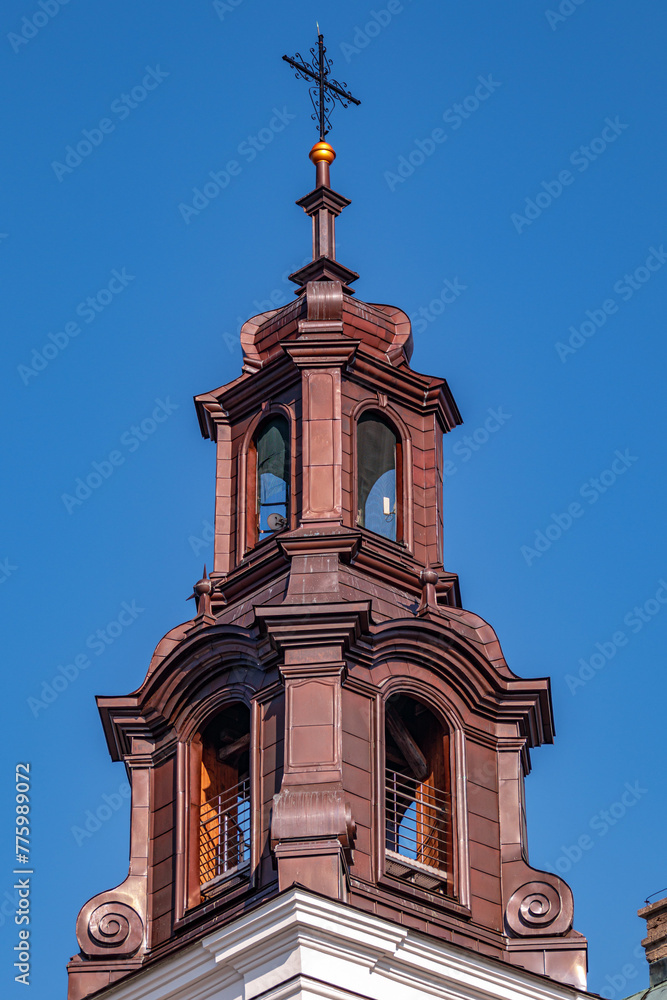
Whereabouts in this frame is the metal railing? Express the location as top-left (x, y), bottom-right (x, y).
top-left (385, 767), bottom-right (449, 872)
top-left (199, 778), bottom-right (250, 886)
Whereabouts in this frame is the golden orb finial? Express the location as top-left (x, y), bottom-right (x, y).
top-left (309, 141), bottom-right (336, 165)
top-left (309, 141), bottom-right (336, 188)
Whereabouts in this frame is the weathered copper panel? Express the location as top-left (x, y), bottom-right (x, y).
top-left (342, 731), bottom-right (371, 772)
top-left (151, 829), bottom-right (174, 867)
top-left (343, 761), bottom-right (371, 800)
top-left (152, 804), bottom-right (173, 839)
top-left (290, 679), bottom-right (335, 725)
top-left (290, 725), bottom-right (335, 766)
top-left (150, 858), bottom-right (173, 894)
top-left (345, 790), bottom-right (371, 829)
top-left (308, 371), bottom-right (335, 420)
top-left (470, 841), bottom-right (502, 877)
top-left (467, 782), bottom-right (500, 821)
top-left (150, 884), bottom-right (174, 919)
top-left (309, 419), bottom-right (335, 463)
top-left (468, 812), bottom-right (501, 849)
top-left (262, 698), bottom-right (285, 747)
top-left (471, 867), bottom-right (503, 905)
top-left (341, 687), bottom-right (371, 737)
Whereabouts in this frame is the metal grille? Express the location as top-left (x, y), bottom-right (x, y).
top-left (385, 767), bottom-right (449, 873)
top-left (199, 778), bottom-right (250, 886)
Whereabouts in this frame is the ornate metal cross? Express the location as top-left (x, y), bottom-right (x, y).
top-left (283, 31), bottom-right (361, 140)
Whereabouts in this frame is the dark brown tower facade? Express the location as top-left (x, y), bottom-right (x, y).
top-left (67, 143), bottom-right (588, 1000)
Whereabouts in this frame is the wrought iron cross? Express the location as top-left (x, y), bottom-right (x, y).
top-left (283, 31), bottom-right (360, 140)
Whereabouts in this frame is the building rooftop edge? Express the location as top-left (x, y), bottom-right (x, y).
top-left (72, 886), bottom-right (594, 1000)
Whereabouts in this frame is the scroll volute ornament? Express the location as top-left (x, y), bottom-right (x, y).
top-left (505, 877), bottom-right (573, 937)
top-left (76, 894), bottom-right (144, 958)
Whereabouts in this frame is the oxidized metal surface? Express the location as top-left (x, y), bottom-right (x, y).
top-left (505, 881), bottom-right (571, 937)
top-left (68, 110), bottom-right (588, 1000)
top-left (81, 902), bottom-right (144, 958)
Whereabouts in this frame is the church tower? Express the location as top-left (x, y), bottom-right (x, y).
top-left (67, 51), bottom-right (590, 1000)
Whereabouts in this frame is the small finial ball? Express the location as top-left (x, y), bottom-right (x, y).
top-left (309, 141), bottom-right (336, 165)
top-left (194, 577), bottom-right (213, 596)
top-left (420, 568), bottom-right (439, 586)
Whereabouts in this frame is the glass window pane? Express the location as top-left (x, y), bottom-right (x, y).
top-left (357, 414), bottom-right (397, 541)
top-left (256, 417), bottom-right (289, 537)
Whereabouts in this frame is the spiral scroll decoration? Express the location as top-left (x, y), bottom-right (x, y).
top-left (506, 882), bottom-right (562, 936)
top-left (79, 901), bottom-right (143, 957)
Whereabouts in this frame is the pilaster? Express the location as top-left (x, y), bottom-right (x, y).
top-left (256, 603), bottom-right (368, 899)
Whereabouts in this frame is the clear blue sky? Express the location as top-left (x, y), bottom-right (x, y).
top-left (2, 2), bottom-right (666, 997)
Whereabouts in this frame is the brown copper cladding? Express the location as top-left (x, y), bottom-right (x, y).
top-left (67, 147), bottom-right (588, 999)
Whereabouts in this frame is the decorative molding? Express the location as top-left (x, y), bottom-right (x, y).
top-left (305, 280), bottom-right (344, 321)
top-left (505, 880), bottom-right (572, 938)
top-left (86, 888), bottom-right (591, 1000)
top-left (289, 258), bottom-right (359, 291)
top-left (255, 602), bottom-right (370, 654)
top-left (75, 887), bottom-right (145, 962)
top-left (272, 790), bottom-right (355, 848)
top-left (81, 902), bottom-right (143, 958)
top-left (283, 338), bottom-right (359, 369)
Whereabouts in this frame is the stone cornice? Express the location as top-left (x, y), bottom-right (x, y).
top-left (87, 888), bottom-right (592, 1000)
top-left (347, 350), bottom-right (462, 430)
top-left (255, 602), bottom-right (371, 654)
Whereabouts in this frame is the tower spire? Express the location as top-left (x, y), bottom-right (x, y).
top-left (283, 33), bottom-right (361, 292)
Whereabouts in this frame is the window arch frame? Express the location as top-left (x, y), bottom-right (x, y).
top-left (376, 680), bottom-right (470, 912)
top-left (240, 405), bottom-right (296, 557)
top-left (352, 403), bottom-right (412, 550)
top-left (197, 702), bottom-right (252, 893)
top-left (175, 690), bottom-right (259, 919)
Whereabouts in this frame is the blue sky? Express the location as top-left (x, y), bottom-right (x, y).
top-left (2, 1), bottom-right (666, 997)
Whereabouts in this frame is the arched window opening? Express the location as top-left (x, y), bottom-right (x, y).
top-left (199, 703), bottom-right (251, 890)
top-left (249, 416), bottom-right (289, 547)
top-left (357, 413), bottom-right (402, 542)
top-left (384, 694), bottom-right (450, 891)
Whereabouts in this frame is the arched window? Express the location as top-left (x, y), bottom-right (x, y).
top-left (247, 415), bottom-right (290, 548)
top-left (357, 413), bottom-right (402, 542)
top-left (199, 703), bottom-right (251, 892)
top-left (384, 694), bottom-right (451, 892)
